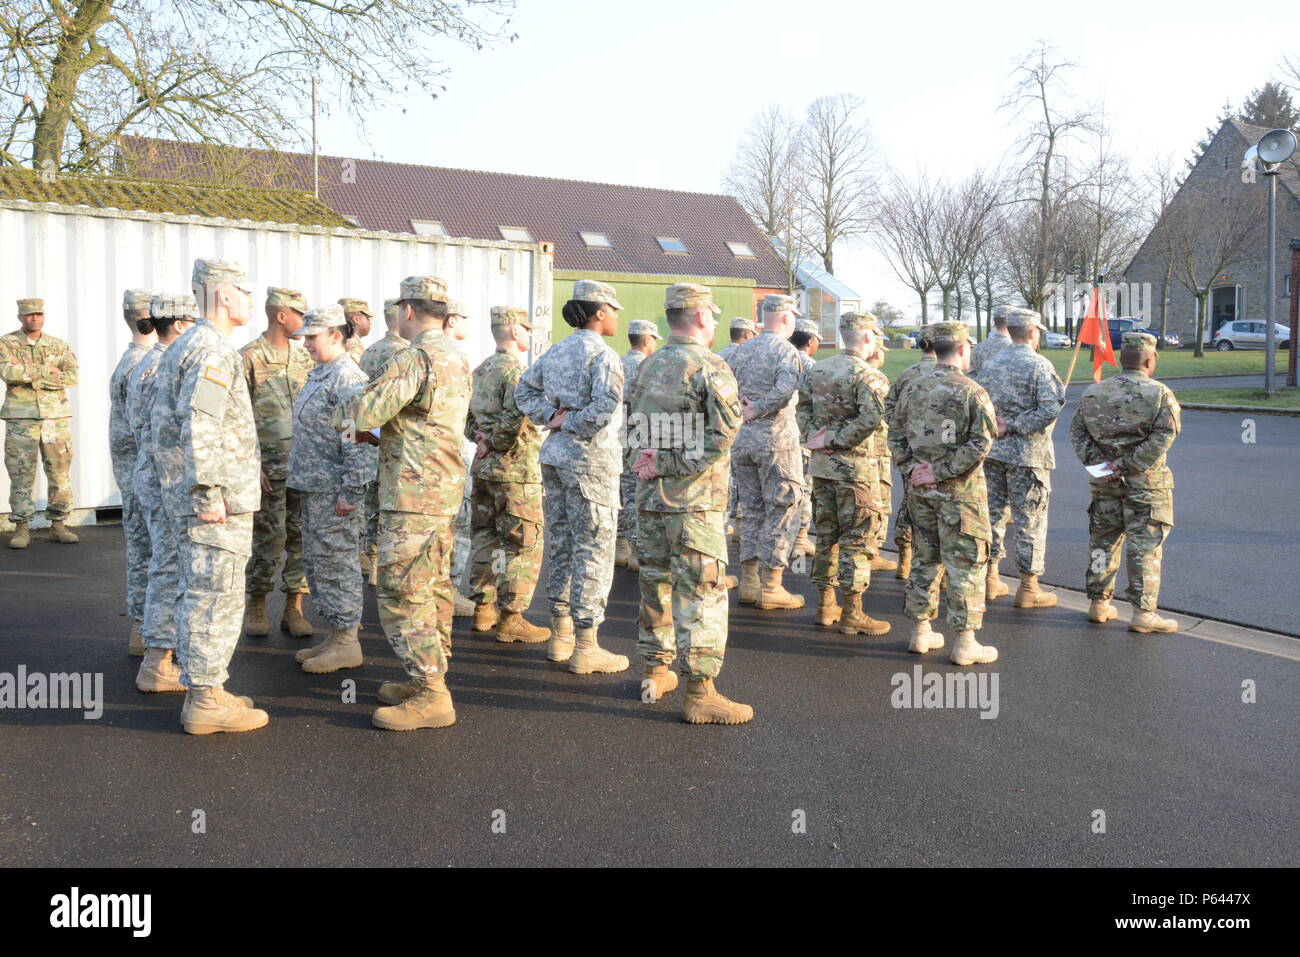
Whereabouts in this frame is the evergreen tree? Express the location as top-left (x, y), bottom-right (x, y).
top-left (1238, 81), bottom-right (1300, 130)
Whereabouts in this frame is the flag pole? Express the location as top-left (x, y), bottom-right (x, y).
top-left (1063, 332), bottom-right (1086, 387)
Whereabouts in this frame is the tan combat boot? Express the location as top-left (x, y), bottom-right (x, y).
top-left (895, 543), bottom-right (912, 580)
top-left (838, 592), bottom-right (891, 636)
top-left (757, 566), bottom-right (804, 610)
top-left (376, 678), bottom-right (424, 705)
top-left (302, 625), bottom-right (363, 673)
top-left (281, 592), bottom-right (314, 637)
top-left (135, 648), bottom-right (185, 693)
top-left (871, 553), bottom-right (898, 572)
top-left (791, 528), bottom-right (815, 558)
top-left (453, 591), bottom-right (474, 618)
top-left (908, 619), bottom-right (944, 654)
top-left (243, 594), bottom-right (270, 637)
top-left (1129, 609), bottom-right (1178, 634)
top-left (495, 612), bottom-right (550, 643)
top-left (181, 687), bottom-right (269, 735)
top-left (8, 521), bottom-right (29, 549)
top-left (1014, 573), bottom-right (1058, 609)
top-left (472, 603), bottom-right (500, 632)
top-left (614, 536), bottom-right (632, 566)
top-left (358, 548), bottom-right (372, 579)
top-left (548, 615), bottom-right (575, 662)
top-left (724, 574), bottom-right (738, 589)
top-left (738, 560), bottom-right (761, 604)
top-left (985, 566), bottom-right (1009, 600)
top-left (569, 626), bottom-right (629, 675)
top-left (372, 675), bottom-right (456, 730)
top-left (950, 630), bottom-right (998, 666)
top-left (48, 519), bottom-right (79, 543)
top-left (627, 550), bottom-right (639, 572)
top-left (366, 545), bottom-right (379, 587)
top-left (128, 620), bottom-right (145, 657)
top-left (295, 632), bottom-right (335, 663)
top-left (815, 586), bottom-right (841, 626)
top-left (681, 678), bottom-right (754, 725)
top-left (640, 663), bottom-right (679, 702)
top-left (1088, 599), bottom-right (1118, 623)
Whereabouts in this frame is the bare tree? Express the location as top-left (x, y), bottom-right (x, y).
top-left (873, 167), bottom-right (941, 321)
top-left (932, 168), bottom-right (1007, 320)
top-left (797, 93), bottom-right (879, 275)
top-left (1138, 152), bottom-right (1184, 336)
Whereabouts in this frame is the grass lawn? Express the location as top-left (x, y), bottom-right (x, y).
top-left (1171, 388), bottom-right (1300, 409)
top-left (871, 346), bottom-right (1290, 383)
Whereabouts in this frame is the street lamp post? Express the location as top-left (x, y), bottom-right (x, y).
top-left (1249, 129), bottom-right (1298, 397)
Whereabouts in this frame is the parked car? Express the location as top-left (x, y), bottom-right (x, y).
top-left (1042, 330), bottom-right (1072, 349)
top-left (1135, 327), bottom-right (1180, 349)
top-left (1106, 317), bottom-right (1139, 349)
top-left (1212, 321), bottom-right (1292, 351)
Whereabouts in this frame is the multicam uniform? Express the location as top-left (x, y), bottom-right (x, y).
top-left (1, 327), bottom-right (78, 523)
top-left (110, 339), bottom-right (153, 621)
top-left (882, 354), bottom-right (936, 552)
top-left (359, 331), bottom-right (409, 556)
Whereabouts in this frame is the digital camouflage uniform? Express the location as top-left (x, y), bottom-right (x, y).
top-left (289, 352), bottom-right (375, 630)
top-left (973, 341), bottom-right (1065, 575)
top-left (465, 345), bottom-right (543, 613)
top-left (515, 327), bottom-right (623, 628)
top-left (882, 354), bottom-right (936, 550)
top-left (629, 333), bottom-right (740, 677)
top-left (889, 359), bottom-right (997, 631)
top-left (794, 350), bottom-right (816, 539)
top-left (1070, 367), bottom-right (1181, 611)
top-left (1, 325), bottom-right (78, 522)
top-left (127, 342), bottom-right (176, 649)
top-left (618, 347), bottom-right (649, 546)
top-left (240, 334), bottom-right (313, 597)
top-left (359, 330), bottom-right (409, 553)
top-left (110, 339), bottom-right (152, 619)
top-left (871, 367), bottom-right (893, 554)
top-left (334, 327), bottom-right (471, 678)
top-left (968, 328), bottom-right (1011, 378)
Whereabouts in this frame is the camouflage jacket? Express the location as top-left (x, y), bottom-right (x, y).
top-left (126, 344), bottom-right (166, 510)
top-left (973, 342), bottom-right (1066, 469)
top-left (969, 330), bottom-right (1011, 378)
top-left (360, 331), bottom-right (409, 382)
top-left (718, 343), bottom-right (739, 369)
top-left (1070, 370), bottom-right (1181, 490)
top-left (345, 337), bottom-right (366, 361)
top-left (514, 328), bottom-right (624, 491)
top-left (239, 335), bottom-right (313, 480)
top-left (110, 341), bottom-right (152, 488)
top-left (867, 367), bottom-right (891, 464)
top-left (796, 351), bottom-right (815, 385)
top-left (883, 355), bottom-right (936, 430)
top-left (622, 349), bottom-right (648, 405)
top-left (0, 330), bottom-right (78, 419)
top-left (465, 349), bottom-right (541, 484)
top-left (288, 354), bottom-right (376, 504)
top-left (730, 329), bottom-right (803, 453)
top-left (888, 363), bottom-right (997, 504)
top-left (629, 334), bottom-right (741, 518)
top-left (334, 328), bottom-right (471, 515)
top-left (797, 350), bottom-right (885, 486)
top-left (151, 321), bottom-right (260, 518)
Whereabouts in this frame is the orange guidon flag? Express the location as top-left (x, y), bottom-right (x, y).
top-left (1077, 286), bottom-right (1117, 382)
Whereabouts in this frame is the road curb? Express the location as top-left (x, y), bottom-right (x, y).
top-left (1176, 402), bottom-right (1300, 416)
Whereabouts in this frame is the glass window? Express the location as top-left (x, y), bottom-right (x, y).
top-left (410, 220), bottom-right (447, 236)
top-left (499, 226), bottom-right (533, 243)
top-left (580, 232), bottom-right (611, 248)
top-left (727, 242), bottom-right (755, 258)
top-left (657, 237), bottom-right (688, 254)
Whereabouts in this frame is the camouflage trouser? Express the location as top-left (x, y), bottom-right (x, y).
top-left (541, 463), bottom-right (616, 629)
top-left (893, 490), bottom-right (912, 549)
top-left (468, 479), bottom-right (543, 613)
top-left (617, 466), bottom-right (638, 544)
top-left (3, 417), bottom-right (72, 521)
top-left (173, 511), bottom-right (254, 691)
top-left (300, 490), bottom-right (365, 630)
top-left (811, 477), bottom-right (882, 593)
top-left (733, 445), bottom-right (802, 569)
top-left (452, 488), bottom-right (471, 589)
top-left (875, 470), bottom-right (893, 553)
top-left (797, 449), bottom-right (813, 535)
top-left (904, 491), bottom-right (989, 631)
top-left (636, 509), bottom-right (729, 678)
top-left (364, 480), bottom-right (380, 552)
top-left (986, 460), bottom-right (1051, 575)
top-left (377, 509), bottom-right (455, 678)
top-left (121, 486), bottom-right (151, 621)
top-left (245, 476), bottom-right (307, 596)
top-left (1086, 484), bottom-right (1172, 612)
top-left (141, 502), bottom-right (179, 650)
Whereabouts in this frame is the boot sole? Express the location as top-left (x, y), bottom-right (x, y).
top-left (136, 680), bottom-right (185, 693)
top-left (950, 654), bottom-right (998, 666)
top-left (569, 660), bottom-right (630, 675)
top-left (301, 655), bottom-right (364, 674)
top-left (245, 626), bottom-right (271, 637)
top-left (371, 710), bottom-right (456, 731)
top-left (682, 710), bottom-right (754, 725)
top-left (184, 715), bottom-right (269, 735)
top-left (1129, 624), bottom-right (1177, 634)
top-left (815, 615), bottom-right (842, 626)
top-left (1015, 598), bottom-right (1059, 608)
top-left (496, 633), bottom-right (549, 643)
top-left (840, 622), bottom-right (891, 636)
top-left (756, 600), bottom-right (804, 610)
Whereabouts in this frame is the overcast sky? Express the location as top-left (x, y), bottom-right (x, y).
top-left (315, 0), bottom-right (1297, 318)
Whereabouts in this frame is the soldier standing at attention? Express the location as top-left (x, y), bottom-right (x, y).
top-left (730, 294), bottom-right (806, 609)
top-left (358, 298), bottom-right (408, 583)
top-left (241, 288), bottom-right (314, 639)
top-left (798, 312), bottom-right (890, 636)
top-left (890, 321), bottom-right (999, 667)
top-left (152, 258), bottom-right (266, 734)
top-left (464, 306), bottom-right (550, 644)
top-left (969, 304), bottom-right (1011, 378)
top-left (109, 288), bottom-right (157, 653)
top-left (445, 299), bottom-right (479, 620)
top-left (1069, 332), bottom-right (1181, 634)
top-left (332, 276), bottom-right (471, 730)
top-left (514, 279), bottom-right (628, 674)
top-left (288, 305), bottom-right (377, 674)
top-left (615, 318), bottom-right (661, 572)
top-left (864, 335), bottom-right (897, 573)
top-left (2, 298), bottom-right (79, 548)
top-left (339, 297), bottom-right (373, 361)
top-left (973, 308), bottom-right (1065, 609)
top-left (788, 317), bottom-right (821, 560)
top-left (882, 325), bottom-right (937, 580)
top-left (719, 317), bottom-right (756, 540)
top-left (629, 283), bottom-right (751, 724)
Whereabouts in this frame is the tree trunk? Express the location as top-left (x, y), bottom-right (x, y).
top-left (941, 286), bottom-right (952, 321)
top-left (1193, 291), bottom-right (1208, 358)
top-left (30, 0), bottom-right (116, 171)
top-left (1159, 262), bottom-right (1171, 337)
top-left (969, 275), bottom-right (982, 340)
top-left (919, 293), bottom-right (929, 323)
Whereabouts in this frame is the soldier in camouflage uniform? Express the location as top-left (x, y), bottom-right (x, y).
top-left (445, 299), bottom-right (477, 620)
top-left (973, 308), bottom-right (1066, 608)
top-left (1069, 331), bottom-right (1181, 634)
top-left (129, 293), bottom-right (197, 694)
top-left (615, 318), bottom-right (661, 571)
top-left (719, 317), bottom-right (755, 539)
top-left (240, 288), bottom-right (314, 638)
top-left (629, 283), bottom-right (752, 724)
top-left (358, 298), bottom-right (408, 581)
top-left (288, 305), bottom-right (378, 674)
top-left (789, 317), bottom-right (821, 560)
top-left (515, 279), bottom-right (628, 674)
top-left (968, 304), bottom-right (1011, 378)
top-left (798, 312), bottom-right (891, 636)
top-left (865, 336), bottom-right (897, 573)
top-left (882, 325), bottom-right (938, 580)
top-left (332, 276), bottom-right (471, 731)
top-left (339, 297), bottom-right (373, 362)
top-left (729, 293), bottom-right (805, 609)
top-left (2, 298), bottom-right (79, 547)
top-left (464, 306), bottom-right (549, 643)
top-left (152, 258), bottom-right (267, 734)
top-left (889, 321), bottom-right (1000, 666)
top-left (110, 288), bottom-right (157, 653)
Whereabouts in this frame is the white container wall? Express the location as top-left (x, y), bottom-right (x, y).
top-left (0, 199), bottom-right (552, 520)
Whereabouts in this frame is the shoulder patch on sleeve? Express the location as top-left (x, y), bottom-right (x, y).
top-left (203, 365), bottom-right (232, 389)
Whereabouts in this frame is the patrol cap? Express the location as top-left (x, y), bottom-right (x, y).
top-left (338, 297), bottom-right (373, 317)
top-left (1122, 331), bottom-right (1158, 354)
top-left (299, 303), bottom-right (348, 337)
top-left (760, 293), bottom-right (800, 316)
top-left (446, 299), bottom-right (469, 318)
top-left (150, 293), bottom-right (197, 320)
top-left (927, 321), bottom-right (970, 344)
top-left (990, 304), bottom-right (1011, 322)
top-left (794, 318), bottom-right (821, 338)
top-left (123, 288), bottom-right (153, 312)
top-left (839, 311), bottom-right (875, 332)
top-left (383, 298), bottom-right (400, 321)
top-left (398, 276), bottom-right (450, 304)
top-left (627, 319), bottom-right (662, 339)
top-left (17, 298), bottom-right (44, 316)
top-left (573, 279), bottom-right (623, 311)
top-left (192, 258), bottom-right (248, 288)
top-left (1005, 307), bottom-right (1045, 330)
top-left (664, 282), bottom-right (721, 315)
top-left (267, 287), bottom-right (309, 313)
top-left (490, 306), bottom-right (531, 328)
top-left (730, 317), bottom-right (756, 333)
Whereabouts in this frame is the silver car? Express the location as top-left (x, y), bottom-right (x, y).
top-left (1042, 330), bottom-right (1072, 349)
top-left (1213, 321), bottom-right (1291, 351)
